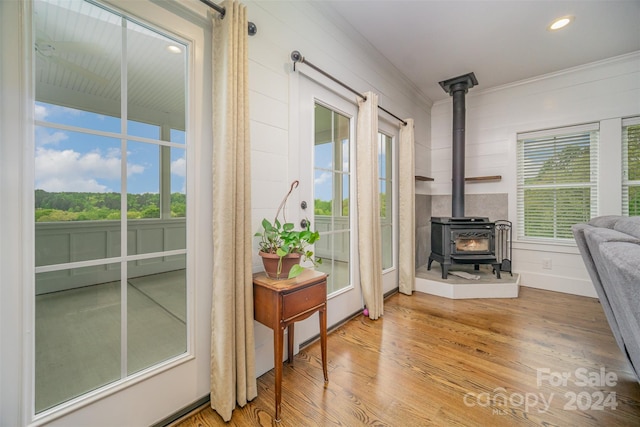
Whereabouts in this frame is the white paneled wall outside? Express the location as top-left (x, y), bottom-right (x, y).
top-left (430, 52), bottom-right (640, 297)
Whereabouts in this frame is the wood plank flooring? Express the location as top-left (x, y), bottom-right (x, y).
top-left (173, 287), bottom-right (640, 426)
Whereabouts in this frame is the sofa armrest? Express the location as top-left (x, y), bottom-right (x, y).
top-left (600, 241), bottom-right (640, 381)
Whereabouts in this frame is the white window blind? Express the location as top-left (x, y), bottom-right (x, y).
top-left (517, 123), bottom-right (599, 241)
top-left (623, 116), bottom-right (640, 216)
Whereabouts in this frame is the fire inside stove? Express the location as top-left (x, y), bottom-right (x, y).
top-left (456, 237), bottom-right (490, 252)
top-left (453, 231), bottom-right (492, 253)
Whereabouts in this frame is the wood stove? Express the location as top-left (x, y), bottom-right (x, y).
top-left (428, 217), bottom-right (501, 279)
top-left (427, 72), bottom-right (502, 280)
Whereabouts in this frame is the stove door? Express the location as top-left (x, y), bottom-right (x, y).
top-left (451, 229), bottom-right (494, 255)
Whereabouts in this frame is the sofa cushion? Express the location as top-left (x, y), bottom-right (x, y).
top-left (588, 215), bottom-right (624, 229)
top-left (613, 216), bottom-right (640, 239)
top-left (584, 227), bottom-right (640, 245)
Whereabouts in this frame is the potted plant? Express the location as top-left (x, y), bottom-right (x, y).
top-left (255, 218), bottom-right (321, 279)
top-left (255, 180), bottom-right (322, 279)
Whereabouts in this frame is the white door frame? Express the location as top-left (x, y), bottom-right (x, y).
top-left (289, 70), bottom-right (364, 351)
top-left (1, 1), bottom-right (213, 425)
top-left (378, 117), bottom-right (400, 295)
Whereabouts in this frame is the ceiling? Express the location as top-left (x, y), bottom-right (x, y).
top-left (318, 0), bottom-right (640, 103)
top-left (34, 0), bottom-right (186, 129)
top-left (33, 0), bottom-right (640, 119)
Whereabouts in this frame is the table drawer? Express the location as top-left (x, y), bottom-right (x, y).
top-left (282, 281), bottom-right (326, 320)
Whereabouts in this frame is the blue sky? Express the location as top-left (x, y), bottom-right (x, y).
top-left (313, 134), bottom-right (388, 202)
top-left (35, 102), bottom-right (185, 194)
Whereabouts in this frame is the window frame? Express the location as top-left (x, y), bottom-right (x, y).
top-left (516, 123), bottom-right (599, 243)
top-left (622, 116), bottom-right (640, 216)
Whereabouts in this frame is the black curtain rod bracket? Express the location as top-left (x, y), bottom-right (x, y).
top-left (291, 50), bottom-right (407, 126)
top-left (199, 0), bottom-right (257, 35)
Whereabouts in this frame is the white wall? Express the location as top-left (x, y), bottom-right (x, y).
top-left (243, 1), bottom-right (431, 376)
top-left (247, 0), bottom-right (431, 229)
top-left (430, 52), bottom-right (640, 297)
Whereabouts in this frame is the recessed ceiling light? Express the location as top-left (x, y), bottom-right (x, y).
top-left (166, 45), bottom-right (182, 54)
top-left (548, 16), bottom-right (574, 31)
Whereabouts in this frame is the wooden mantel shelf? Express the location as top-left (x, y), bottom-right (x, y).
top-left (414, 175), bottom-right (502, 182)
top-left (465, 175), bottom-right (502, 182)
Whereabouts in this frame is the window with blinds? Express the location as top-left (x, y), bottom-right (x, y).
top-left (623, 117), bottom-right (640, 216)
top-left (517, 123), bottom-right (599, 241)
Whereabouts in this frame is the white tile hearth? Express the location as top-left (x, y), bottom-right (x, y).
top-left (416, 264), bottom-right (519, 299)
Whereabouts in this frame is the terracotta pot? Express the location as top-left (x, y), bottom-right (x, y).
top-left (259, 251), bottom-right (301, 279)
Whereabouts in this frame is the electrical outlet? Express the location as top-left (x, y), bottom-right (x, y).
top-left (542, 258), bottom-right (552, 269)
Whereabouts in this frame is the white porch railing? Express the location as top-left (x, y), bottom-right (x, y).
top-left (35, 218), bottom-right (186, 294)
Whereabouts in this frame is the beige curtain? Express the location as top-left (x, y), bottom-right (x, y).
top-left (398, 119), bottom-right (415, 295)
top-left (210, 0), bottom-right (257, 421)
top-left (356, 92), bottom-right (384, 319)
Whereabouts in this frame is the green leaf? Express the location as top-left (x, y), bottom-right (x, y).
top-left (288, 264), bottom-right (304, 279)
top-left (276, 247), bottom-right (288, 257)
top-left (299, 230), bottom-right (311, 240)
top-left (283, 222), bottom-right (294, 231)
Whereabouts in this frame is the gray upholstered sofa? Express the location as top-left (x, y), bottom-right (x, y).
top-left (573, 216), bottom-right (640, 382)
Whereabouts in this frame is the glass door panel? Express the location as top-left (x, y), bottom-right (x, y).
top-left (377, 121), bottom-right (399, 294)
top-left (33, 0), bottom-right (189, 417)
top-left (379, 132), bottom-right (393, 270)
top-left (35, 263), bottom-right (121, 412)
top-left (127, 255), bottom-right (186, 374)
top-left (314, 103), bottom-right (351, 296)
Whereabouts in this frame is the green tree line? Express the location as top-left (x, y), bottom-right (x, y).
top-left (314, 194), bottom-right (388, 217)
top-left (35, 190), bottom-right (185, 222)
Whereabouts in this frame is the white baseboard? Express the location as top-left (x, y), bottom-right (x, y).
top-left (518, 271), bottom-right (597, 298)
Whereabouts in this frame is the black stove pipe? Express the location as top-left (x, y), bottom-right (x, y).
top-left (451, 83), bottom-right (467, 218)
top-left (438, 72), bottom-right (478, 219)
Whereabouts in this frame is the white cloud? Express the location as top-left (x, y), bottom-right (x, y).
top-left (171, 156), bottom-right (186, 177)
top-left (314, 171), bottom-right (331, 185)
top-left (37, 177), bottom-right (108, 193)
top-left (35, 147), bottom-right (145, 192)
top-left (34, 104), bottom-right (49, 121)
top-left (35, 127), bottom-right (68, 146)
top-left (127, 163), bottom-right (145, 177)
top-left (35, 103), bottom-right (84, 121)
top-left (170, 156), bottom-right (187, 193)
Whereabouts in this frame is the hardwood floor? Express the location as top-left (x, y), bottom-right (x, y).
top-left (173, 287), bottom-right (640, 426)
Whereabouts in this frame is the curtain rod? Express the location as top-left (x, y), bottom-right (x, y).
top-left (290, 50), bottom-right (407, 126)
top-left (199, 0), bottom-right (257, 35)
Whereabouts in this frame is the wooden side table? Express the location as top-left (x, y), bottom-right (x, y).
top-left (253, 269), bottom-right (328, 422)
